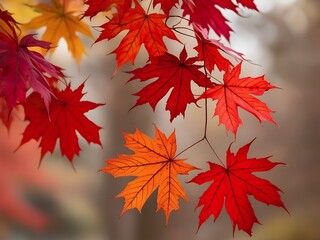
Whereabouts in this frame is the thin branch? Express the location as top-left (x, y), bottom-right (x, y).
top-left (201, 42), bottom-right (209, 138)
top-left (146, 0), bottom-right (153, 14)
top-left (206, 71), bottom-right (224, 85)
top-left (165, 15), bottom-right (196, 40)
top-left (175, 138), bottom-right (205, 158)
top-left (201, 43), bottom-right (223, 166)
top-left (167, 15), bottom-right (190, 22)
top-left (171, 27), bottom-right (196, 39)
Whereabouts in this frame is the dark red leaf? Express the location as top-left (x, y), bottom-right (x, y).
top-left (182, 0), bottom-right (258, 40)
top-left (194, 25), bottom-right (244, 73)
top-left (128, 47), bottom-right (212, 121)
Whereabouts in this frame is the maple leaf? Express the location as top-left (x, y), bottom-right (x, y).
top-left (83, 0), bottom-right (132, 19)
top-left (128, 47), bottom-right (213, 121)
top-left (181, 0), bottom-right (236, 40)
top-left (0, 32), bottom-right (64, 111)
top-left (194, 25), bottom-right (244, 73)
top-left (0, 8), bottom-right (18, 39)
top-left (21, 82), bottom-right (103, 163)
top-left (153, 0), bottom-right (179, 15)
top-left (199, 63), bottom-right (277, 134)
top-left (96, 0), bottom-right (178, 71)
top-left (0, 0), bottom-right (39, 24)
top-left (237, 0), bottom-right (258, 10)
top-left (181, 0), bottom-right (258, 40)
top-left (25, 0), bottom-right (93, 63)
top-left (190, 139), bottom-right (287, 235)
top-left (101, 126), bottom-right (197, 222)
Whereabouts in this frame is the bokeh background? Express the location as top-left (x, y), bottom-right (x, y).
top-left (0, 0), bottom-right (320, 239)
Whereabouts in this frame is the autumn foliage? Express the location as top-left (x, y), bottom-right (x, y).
top-left (191, 140), bottom-right (287, 235)
top-left (101, 126), bottom-right (197, 222)
top-left (0, 0), bottom-right (287, 237)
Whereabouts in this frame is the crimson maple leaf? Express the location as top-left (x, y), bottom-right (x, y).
top-left (190, 139), bottom-right (287, 235)
top-left (21, 82), bottom-right (103, 163)
top-left (0, 34), bottom-right (64, 111)
top-left (128, 47), bottom-right (213, 121)
top-left (0, 8), bottom-right (18, 39)
top-left (182, 0), bottom-right (257, 40)
top-left (0, 10), bottom-right (64, 112)
top-left (194, 25), bottom-right (244, 73)
top-left (95, 0), bottom-right (178, 71)
top-left (182, 0), bottom-right (236, 40)
top-left (199, 63), bottom-right (276, 134)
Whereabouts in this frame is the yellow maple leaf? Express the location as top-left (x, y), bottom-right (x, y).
top-left (24, 0), bottom-right (93, 63)
top-left (0, 0), bottom-right (38, 24)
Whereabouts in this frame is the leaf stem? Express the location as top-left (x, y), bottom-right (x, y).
top-left (202, 42), bottom-right (209, 139)
top-left (165, 16), bottom-right (196, 39)
top-left (146, 0), bottom-right (153, 14)
top-left (201, 42), bottom-right (224, 166)
top-left (167, 15), bottom-right (190, 22)
top-left (171, 27), bottom-right (196, 39)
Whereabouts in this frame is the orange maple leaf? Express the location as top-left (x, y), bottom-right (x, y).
top-left (96, 0), bottom-right (178, 71)
top-left (24, 0), bottom-right (93, 63)
top-left (101, 126), bottom-right (197, 222)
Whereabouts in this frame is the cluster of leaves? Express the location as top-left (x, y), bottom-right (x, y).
top-left (0, 1), bottom-right (102, 165)
top-left (0, 0), bottom-right (287, 236)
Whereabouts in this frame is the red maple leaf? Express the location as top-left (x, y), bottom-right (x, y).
top-left (128, 47), bottom-right (212, 121)
top-left (190, 139), bottom-right (287, 235)
top-left (83, 0), bottom-right (132, 19)
top-left (153, 0), bottom-right (179, 15)
top-left (83, 0), bottom-right (111, 18)
top-left (95, 0), bottom-right (178, 71)
top-left (21, 82), bottom-right (103, 163)
top-left (194, 25), bottom-right (244, 73)
top-left (182, 0), bottom-right (257, 40)
top-left (199, 63), bottom-right (276, 134)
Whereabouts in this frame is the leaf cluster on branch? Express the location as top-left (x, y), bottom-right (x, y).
top-left (0, 0), bottom-right (287, 236)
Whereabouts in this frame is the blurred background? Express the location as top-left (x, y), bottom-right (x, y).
top-left (0, 0), bottom-right (320, 239)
